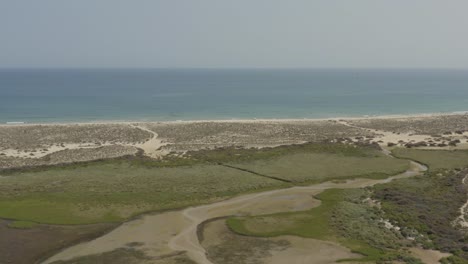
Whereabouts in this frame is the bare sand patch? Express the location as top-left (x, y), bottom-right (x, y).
top-left (44, 212), bottom-right (190, 264)
top-left (131, 124), bottom-right (168, 158)
top-left (410, 248), bottom-right (451, 264)
top-left (338, 120), bottom-right (468, 151)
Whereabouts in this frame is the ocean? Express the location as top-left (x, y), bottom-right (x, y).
top-left (1, 69), bottom-right (467, 123)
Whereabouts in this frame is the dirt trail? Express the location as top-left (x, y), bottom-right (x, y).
top-left (453, 174), bottom-right (468, 228)
top-left (43, 159), bottom-right (426, 264)
top-left (2, 124), bottom-right (167, 160)
top-left (131, 124), bottom-right (168, 158)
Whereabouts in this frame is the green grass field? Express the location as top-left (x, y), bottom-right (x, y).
top-left (392, 149), bottom-right (468, 170)
top-left (228, 152), bottom-right (409, 183)
top-left (7, 220), bottom-right (38, 229)
top-left (0, 163), bottom-right (285, 224)
top-left (0, 143), bottom-right (409, 225)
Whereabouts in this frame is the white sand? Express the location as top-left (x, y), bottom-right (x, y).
top-left (2, 111), bottom-right (467, 127)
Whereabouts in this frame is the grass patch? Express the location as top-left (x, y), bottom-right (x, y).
top-left (227, 152), bottom-right (409, 183)
top-left (186, 142), bottom-right (381, 163)
top-left (0, 163), bottom-right (286, 224)
top-left (392, 148), bottom-right (468, 170)
top-left (441, 256), bottom-right (468, 264)
top-left (7, 220), bottom-right (38, 229)
top-left (227, 189), bottom-right (420, 262)
top-left (0, 143), bottom-right (409, 225)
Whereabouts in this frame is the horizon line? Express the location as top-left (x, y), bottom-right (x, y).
top-left (1, 66), bottom-right (468, 71)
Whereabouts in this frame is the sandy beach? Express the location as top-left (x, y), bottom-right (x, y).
top-left (1, 113), bottom-right (468, 170)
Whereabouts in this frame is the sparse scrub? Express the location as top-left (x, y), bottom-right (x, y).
top-left (374, 169), bottom-right (468, 259)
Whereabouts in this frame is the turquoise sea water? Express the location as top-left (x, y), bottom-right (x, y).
top-left (1, 69), bottom-right (468, 123)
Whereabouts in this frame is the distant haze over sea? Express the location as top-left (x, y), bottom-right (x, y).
top-left (1, 69), bottom-right (468, 123)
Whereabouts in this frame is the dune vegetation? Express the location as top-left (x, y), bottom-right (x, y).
top-left (374, 168), bottom-right (468, 262)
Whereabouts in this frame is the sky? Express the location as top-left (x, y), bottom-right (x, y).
top-left (1, 0), bottom-right (467, 69)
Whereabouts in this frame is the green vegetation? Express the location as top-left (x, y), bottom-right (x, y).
top-left (441, 256), bottom-right (468, 264)
top-left (0, 143), bottom-right (409, 225)
top-left (228, 152), bottom-right (408, 183)
top-left (392, 148), bottom-right (468, 170)
top-left (7, 220), bottom-right (38, 229)
top-left (374, 169), bottom-right (468, 259)
top-left (227, 189), bottom-right (420, 263)
top-left (186, 142), bottom-right (381, 163)
top-left (0, 163), bottom-right (285, 224)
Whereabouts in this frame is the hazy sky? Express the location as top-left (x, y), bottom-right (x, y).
top-left (1, 0), bottom-right (467, 68)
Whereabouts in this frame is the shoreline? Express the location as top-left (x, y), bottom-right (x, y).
top-left (2, 111), bottom-right (468, 168)
top-left (1, 111), bottom-right (468, 126)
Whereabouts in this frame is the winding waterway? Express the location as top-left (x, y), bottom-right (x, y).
top-left (43, 160), bottom-right (426, 264)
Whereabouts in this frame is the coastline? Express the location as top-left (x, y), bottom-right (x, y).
top-left (2, 111), bottom-right (468, 170)
top-left (1, 111), bottom-right (468, 126)
top-left (1, 109), bottom-right (467, 264)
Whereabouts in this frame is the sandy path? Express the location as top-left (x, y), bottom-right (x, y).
top-left (43, 160), bottom-right (426, 264)
top-left (130, 125), bottom-right (168, 158)
top-left (1, 124), bottom-right (167, 160)
top-left (453, 174), bottom-right (468, 228)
